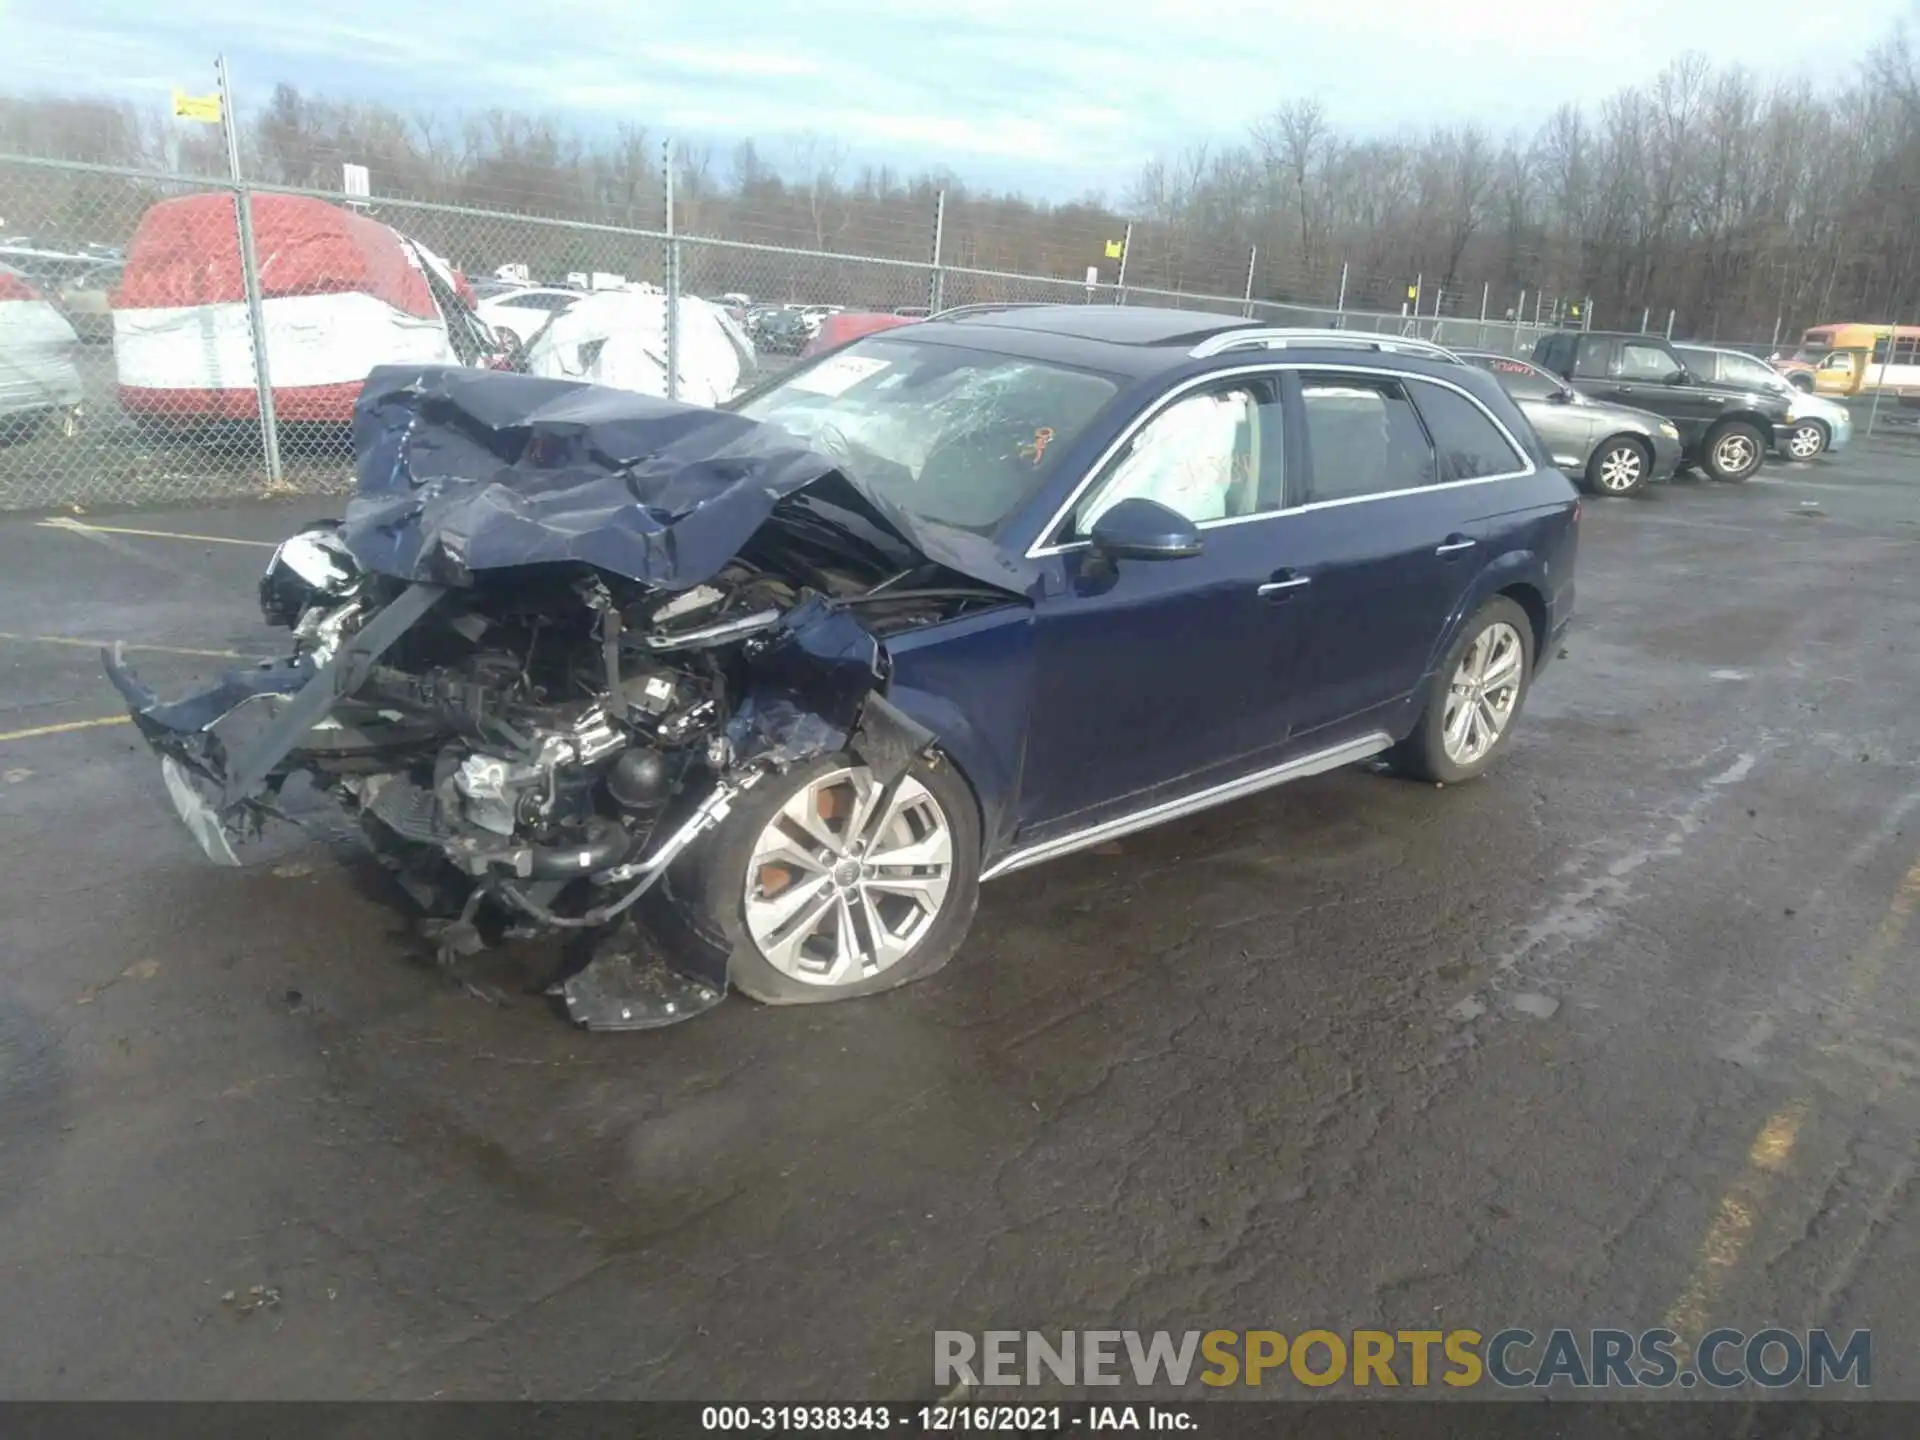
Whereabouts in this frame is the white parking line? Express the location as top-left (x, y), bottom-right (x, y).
top-left (35, 516), bottom-right (277, 548)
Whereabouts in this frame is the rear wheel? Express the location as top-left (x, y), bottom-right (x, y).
top-left (1785, 419), bottom-right (1829, 461)
top-left (672, 753), bottom-right (983, 1005)
top-left (1703, 420), bottom-right (1765, 481)
top-left (1387, 597), bottom-right (1535, 785)
top-left (1584, 434), bottom-right (1652, 496)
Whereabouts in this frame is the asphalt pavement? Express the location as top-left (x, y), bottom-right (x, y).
top-left (2, 442), bottom-right (1918, 1401)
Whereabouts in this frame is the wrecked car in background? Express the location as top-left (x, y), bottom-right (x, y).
top-left (106, 307), bottom-right (1578, 1030)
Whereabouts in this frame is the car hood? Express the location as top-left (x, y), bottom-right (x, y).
top-left (343, 365), bottom-right (1039, 598)
top-left (1564, 389), bottom-right (1675, 433)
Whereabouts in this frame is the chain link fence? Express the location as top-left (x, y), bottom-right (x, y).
top-left (0, 151), bottom-right (1667, 512)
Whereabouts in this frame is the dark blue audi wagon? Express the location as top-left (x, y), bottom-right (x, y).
top-left (106, 305), bottom-right (1578, 1027)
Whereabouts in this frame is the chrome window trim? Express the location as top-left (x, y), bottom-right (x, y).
top-left (982, 730), bottom-right (1394, 880)
top-left (1026, 362), bottom-right (1537, 559)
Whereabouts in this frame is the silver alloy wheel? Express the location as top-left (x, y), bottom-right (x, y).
top-left (1442, 621), bottom-right (1525, 767)
top-left (1786, 422), bottom-right (1826, 460)
top-left (1595, 443), bottom-right (1644, 492)
top-left (743, 765), bottom-right (954, 987)
top-left (1713, 430), bottom-right (1759, 476)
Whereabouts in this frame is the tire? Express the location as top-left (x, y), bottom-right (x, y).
top-left (1702, 420), bottom-right (1765, 482)
top-left (1784, 419), bottom-right (1829, 461)
top-left (669, 751), bottom-right (983, 1005)
top-left (1583, 434), bottom-right (1652, 496)
top-left (1386, 596), bottom-right (1536, 785)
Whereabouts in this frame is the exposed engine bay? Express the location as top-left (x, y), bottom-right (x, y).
top-left (102, 365), bottom-right (1030, 1029)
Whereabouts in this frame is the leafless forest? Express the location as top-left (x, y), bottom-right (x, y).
top-left (6, 18), bottom-right (1920, 339)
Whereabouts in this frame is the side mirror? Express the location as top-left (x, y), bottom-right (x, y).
top-left (1087, 497), bottom-right (1203, 561)
top-left (1663, 369), bottom-right (1689, 385)
top-left (1547, 387), bottom-right (1574, 404)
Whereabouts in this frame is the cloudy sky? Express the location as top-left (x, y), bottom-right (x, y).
top-left (2, 0), bottom-right (1912, 194)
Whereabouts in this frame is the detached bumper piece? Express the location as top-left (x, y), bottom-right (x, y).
top-left (553, 924), bottom-right (727, 1031)
top-left (102, 582), bottom-right (447, 865)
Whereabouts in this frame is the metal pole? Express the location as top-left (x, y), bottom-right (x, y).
top-left (1534, 292), bottom-right (1544, 326)
top-left (1641, 307), bottom-right (1650, 334)
top-left (1514, 289), bottom-right (1526, 351)
top-left (216, 54), bottom-right (282, 489)
top-left (1114, 222), bottom-right (1133, 305)
top-left (1242, 245), bottom-right (1257, 318)
top-left (929, 189), bottom-right (946, 313)
top-left (1583, 295), bottom-right (1593, 332)
top-left (1413, 272), bottom-right (1423, 317)
top-left (1666, 309), bottom-right (1676, 339)
top-left (1770, 315), bottom-right (1782, 351)
top-left (1335, 261), bottom-right (1348, 327)
top-left (663, 138), bottom-right (679, 403)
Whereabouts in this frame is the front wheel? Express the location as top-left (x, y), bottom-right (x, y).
top-left (1387, 597), bottom-right (1536, 785)
top-left (1703, 420), bottom-right (1765, 481)
top-left (670, 752), bottom-right (982, 1004)
top-left (1784, 419), bottom-right (1829, 461)
top-left (1584, 434), bottom-right (1652, 496)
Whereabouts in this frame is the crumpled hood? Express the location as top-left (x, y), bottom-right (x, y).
top-left (343, 366), bottom-right (1038, 596)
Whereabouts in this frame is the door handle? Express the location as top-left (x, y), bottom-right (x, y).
top-left (1435, 535), bottom-right (1477, 555)
top-left (1257, 573), bottom-right (1311, 600)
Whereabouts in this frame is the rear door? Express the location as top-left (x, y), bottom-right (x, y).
top-left (1468, 354), bottom-right (1592, 472)
top-left (1601, 337), bottom-right (1719, 443)
top-left (1280, 368), bottom-right (1528, 740)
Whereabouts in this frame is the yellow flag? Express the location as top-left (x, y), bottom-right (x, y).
top-left (172, 89), bottom-right (222, 124)
top-left (1103, 238), bottom-right (1124, 260)
top-left (1406, 284), bottom-right (1418, 300)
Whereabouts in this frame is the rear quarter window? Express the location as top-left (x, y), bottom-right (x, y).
top-left (1410, 380), bottom-right (1527, 481)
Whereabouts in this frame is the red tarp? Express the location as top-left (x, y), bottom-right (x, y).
top-left (113, 192), bottom-right (442, 318)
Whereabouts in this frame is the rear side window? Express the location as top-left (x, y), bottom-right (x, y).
top-left (1298, 374), bottom-right (1437, 503)
top-left (1467, 354), bottom-right (1558, 401)
top-left (1534, 333), bottom-right (1575, 375)
top-left (1410, 380), bottom-right (1526, 480)
top-left (1571, 340), bottom-right (1610, 379)
top-left (1614, 341), bottom-right (1680, 380)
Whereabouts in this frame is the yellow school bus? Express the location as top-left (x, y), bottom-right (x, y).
top-left (1774, 322), bottom-right (1920, 397)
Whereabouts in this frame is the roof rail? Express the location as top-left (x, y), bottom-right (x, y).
top-left (927, 301), bottom-right (1054, 321)
top-left (1189, 327), bottom-right (1464, 363)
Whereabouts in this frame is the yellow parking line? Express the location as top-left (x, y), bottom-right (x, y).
top-left (36, 516), bottom-right (277, 548)
top-left (0, 631), bottom-right (249, 661)
top-left (1661, 851), bottom-right (1920, 1345)
top-left (0, 715), bottom-right (131, 743)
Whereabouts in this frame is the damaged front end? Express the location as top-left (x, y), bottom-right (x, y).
top-left (106, 366), bottom-right (1027, 1028)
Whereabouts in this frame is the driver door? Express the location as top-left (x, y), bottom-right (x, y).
top-left (1815, 350), bottom-right (1860, 397)
top-left (1017, 374), bottom-right (1308, 835)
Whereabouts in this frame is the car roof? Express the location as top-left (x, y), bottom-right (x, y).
top-left (908, 304), bottom-right (1479, 379)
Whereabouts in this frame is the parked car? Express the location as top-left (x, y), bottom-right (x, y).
top-left (1672, 343), bottom-right (1850, 461)
top-left (1458, 350), bottom-right (1681, 497)
top-left (749, 306), bottom-right (812, 355)
top-left (475, 285), bottom-right (586, 346)
top-left (105, 310), bottom-right (1577, 1027)
top-left (520, 289), bottom-right (756, 407)
top-left (798, 310), bottom-right (920, 358)
top-left (1532, 330), bottom-right (1791, 481)
top-left (0, 264), bottom-right (84, 439)
top-left (51, 258), bottom-right (120, 343)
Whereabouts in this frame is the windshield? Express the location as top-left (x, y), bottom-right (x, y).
top-left (733, 336), bottom-right (1121, 534)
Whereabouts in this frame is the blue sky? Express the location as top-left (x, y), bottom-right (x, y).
top-left (2, 0), bottom-right (1912, 195)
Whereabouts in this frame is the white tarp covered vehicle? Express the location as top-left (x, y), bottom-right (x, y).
top-left (0, 265), bottom-right (83, 435)
top-left (521, 290), bottom-right (757, 407)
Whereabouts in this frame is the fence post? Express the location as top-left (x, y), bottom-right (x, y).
top-left (929, 189), bottom-right (946, 313)
top-left (1770, 315), bottom-right (1782, 351)
top-left (1115, 222), bottom-right (1133, 305)
top-left (1641, 307), bottom-right (1650, 334)
top-left (1514, 289), bottom-right (1526, 351)
top-left (1242, 246), bottom-right (1257, 318)
top-left (216, 54), bottom-right (283, 490)
top-left (663, 139), bottom-right (679, 403)
top-left (1665, 309), bottom-right (1675, 339)
top-left (1582, 295), bottom-right (1593, 332)
top-left (1335, 261), bottom-right (1348, 327)
top-left (1479, 281), bottom-right (1489, 346)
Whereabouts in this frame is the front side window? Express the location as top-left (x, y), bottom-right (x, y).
top-left (1071, 382), bottom-right (1278, 536)
top-left (1615, 342), bottom-right (1680, 380)
top-left (1299, 374), bottom-right (1437, 503)
top-left (1570, 341), bottom-right (1610, 379)
top-left (1410, 380), bottom-right (1526, 480)
top-left (733, 337), bottom-right (1120, 534)
top-left (1722, 354), bottom-right (1786, 390)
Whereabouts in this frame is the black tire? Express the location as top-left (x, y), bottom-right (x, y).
top-left (1702, 420), bottom-right (1765, 481)
top-left (1386, 596), bottom-right (1536, 785)
top-left (1783, 419), bottom-right (1829, 461)
top-left (667, 751), bottom-right (983, 1005)
top-left (1583, 434), bottom-right (1652, 496)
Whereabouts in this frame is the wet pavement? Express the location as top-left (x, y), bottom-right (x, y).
top-left (2, 444), bottom-right (1918, 1400)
